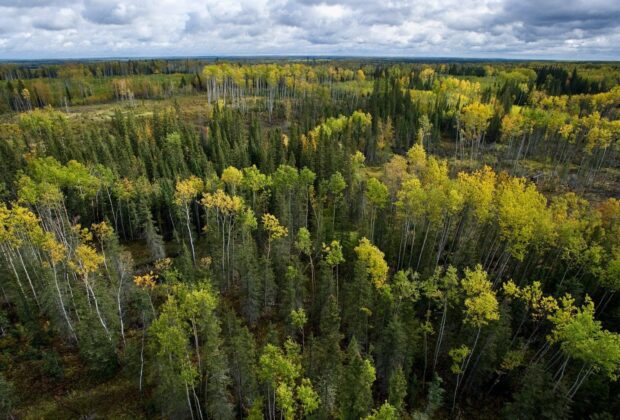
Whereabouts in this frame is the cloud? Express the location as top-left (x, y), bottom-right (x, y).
top-left (0, 0), bottom-right (618, 59)
top-left (82, 0), bottom-right (140, 25)
top-left (0, 0), bottom-right (69, 7)
top-left (184, 11), bottom-right (209, 34)
top-left (33, 8), bottom-right (79, 31)
top-left (493, 0), bottom-right (620, 42)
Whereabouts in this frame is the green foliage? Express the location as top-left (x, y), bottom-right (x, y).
top-left (503, 364), bottom-right (572, 420)
top-left (258, 339), bottom-right (320, 419)
top-left (338, 339), bottom-right (376, 420)
top-left (149, 283), bottom-right (233, 418)
top-left (548, 295), bottom-right (620, 380)
top-left (387, 366), bottom-right (407, 413)
top-left (323, 239), bottom-right (345, 267)
top-left (291, 308), bottom-right (307, 330)
top-left (366, 178), bottom-right (390, 209)
top-left (425, 374), bottom-right (445, 416)
top-left (295, 227), bottom-right (312, 256)
top-left (365, 402), bottom-right (398, 420)
top-left (1, 58), bottom-right (620, 419)
top-left (449, 345), bottom-right (470, 374)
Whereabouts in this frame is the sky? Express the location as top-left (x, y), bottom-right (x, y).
top-left (0, 0), bottom-right (619, 60)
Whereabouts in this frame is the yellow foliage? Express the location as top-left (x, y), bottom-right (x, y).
top-left (42, 233), bottom-right (66, 264)
top-left (92, 221), bottom-right (114, 241)
top-left (355, 237), bottom-right (389, 289)
top-left (459, 102), bottom-right (494, 142)
top-left (496, 177), bottom-right (555, 260)
top-left (221, 166), bottom-right (244, 188)
top-left (134, 271), bottom-right (158, 289)
top-left (174, 176), bottom-right (204, 206)
top-left (457, 166), bottom-right (497, 222)
top-left (262, 213), bottom-right (288, 240)
top-left (74, 244), bottom-right (104, 276)
top-left (201, 189), bottom-right (245, 215)
top-left (406, 143), bottom-right (427, 174)
top-left (461, 265), bottom-right (499, 327)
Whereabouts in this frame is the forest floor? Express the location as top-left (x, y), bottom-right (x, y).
top-left (5, 333), bottom-right (146, 419)
top-left (16, 376), bottom-right (145, 419)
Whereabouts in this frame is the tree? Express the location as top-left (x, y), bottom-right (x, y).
top-left (457, 165), bottom-right (496, 223)
top-left (342, 238), bottom-right (388, 347)
top-left (365, 178), bottom-right (389, 241)
top-left (201, 189), bottom-right (246, 287)
top-left (242, 165), bottom-right (271, 211)
top-left (41, 232), bottom-right (77, 340)
top-left (452, 265), bottom-right (499, 408)
top-left (298, 167), bottom-right (316, 228)
top-left (503, 364), bottom-right (571, 420)
top-left (262, 213), bottom-right (288, 259)
top-left (500, 109), bottom-right (532, 169)
top-left (338, 338), bottom-right (376, 420)
top-left (142, 203), bottom-right (165, 261)
top-left (328, 171), bottom-right (346, 235)
top-left (295, 227), bottom-right (316, 297)
top-left (272, 165), bottom-right (299, 231)
top-left (258, 339), bottom-right (319, 420)
top-left (73, 241), bottom-right (112, 341)
top-left (174, 176), bottom-right (204, 264)
top-left (424, 373), bottom-right (445, 417)
top-left (221, 166), bottom-right (244, 195)
top-left (547, 295), bottom-right (620, 399)
top-left (309, 295), bottom-right (343, 417)
top-left (222, 309), bottom-right (259, 417)
top-left (365, 402), bottom-right (398, 420)
top-left (291, 307), bottom-right (307, 348)
top-left (461, 265), bottom-right (500, 327)
top-left (323, 239), bottom-right (345, 300)
top-left (395, 175), bottom-right (426, 269)
top-left (149, 283), bottom-right (233, 419)
top-left (431, 266), bottom-right (460, 373)
top-left (458, 102), bottom-right (493, 160)
top-left (388, 366), bottom-right (407, 414)
top-left (496, 176), bottom-right (555, 261)
top-left (354, 238), bottom-right (389, 289)
top-left (418, 114), bottom-right (433, 150)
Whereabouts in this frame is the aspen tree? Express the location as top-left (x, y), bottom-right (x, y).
top-left (452, 265), bottom-right (499, 409)
top-left (174, 176), bottom-right (204, 264)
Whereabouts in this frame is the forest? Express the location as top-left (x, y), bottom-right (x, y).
top-left (0, 58), bottom-right (619, 419)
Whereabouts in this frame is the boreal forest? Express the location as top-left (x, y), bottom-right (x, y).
top-left (0, 58), bottom-right (619, 419)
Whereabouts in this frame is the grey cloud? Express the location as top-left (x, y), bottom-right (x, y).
top-left (184, 12), bottom-right (209, 34)
top-left (82, 0), bottom-right (139, 25)
top-left (306, 34), bottom-right (342, 45)
top-left (32, 8), bottom-right (79, 31)
top-left (494, 0), bottom-right (620, 40)
top-left (504, 0), bottom-right (620, 26)
top-left (33, 21), bottom-right (73, 31)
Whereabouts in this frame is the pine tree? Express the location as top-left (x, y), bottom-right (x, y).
top-left (338, 338), bottom-right (376, 420)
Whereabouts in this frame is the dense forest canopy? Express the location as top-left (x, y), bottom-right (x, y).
top-left (0, 58), bottom-right (619, 419)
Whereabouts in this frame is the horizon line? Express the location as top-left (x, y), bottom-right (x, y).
top-left (0, 53), bottom-right (619, 64)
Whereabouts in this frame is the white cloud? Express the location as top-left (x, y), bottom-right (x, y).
top-left (0, 0), bottom-right (618, 59)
